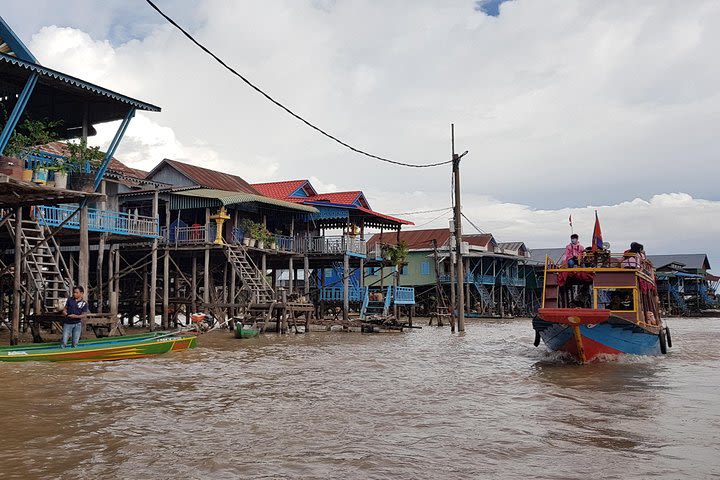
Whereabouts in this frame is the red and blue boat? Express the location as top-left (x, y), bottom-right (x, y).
top-left (532, 249), bottom-right (672, 363)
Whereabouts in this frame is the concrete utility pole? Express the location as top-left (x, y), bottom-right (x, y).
top-left (451, 124), bottom-right (468, 332)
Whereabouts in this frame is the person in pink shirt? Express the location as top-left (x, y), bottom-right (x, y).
top-left (564, 234), bottom-right (584, 267)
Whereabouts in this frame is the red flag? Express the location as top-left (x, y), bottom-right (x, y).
top-left (591, 210), bottom-right (603, 252)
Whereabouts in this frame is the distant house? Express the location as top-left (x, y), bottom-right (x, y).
top-left (366, 229), bottom-right (536, 317)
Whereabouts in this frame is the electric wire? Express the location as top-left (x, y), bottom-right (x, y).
top-left (145, 0), bottom-right (452, 169)
top-left (461, 212), bottom-right (486, 234)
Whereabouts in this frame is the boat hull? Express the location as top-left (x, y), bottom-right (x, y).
top-left (533, 315), bottom-right (662, 363)
top-left (0, 333), bottom-right (197, 363)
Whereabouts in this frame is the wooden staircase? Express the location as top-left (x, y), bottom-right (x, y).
top-left (505, 284), bottom-right (526, 312)
top-left (5, 215), bottom-right (73, 313)
top-left (472, 281), bottom-right (495, 310)
top-left (223, 244), bottom-right (275, 304)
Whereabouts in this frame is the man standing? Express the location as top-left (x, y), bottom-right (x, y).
top-left (62, 286), bottom-right (90, 348)
top-left (563, 234), bottom-right (584, 267)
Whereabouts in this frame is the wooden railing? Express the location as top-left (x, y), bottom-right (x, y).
top-left (37, 205), bottom-right (159, 238)
top-left (161, 224), bottom-right (216, 244)
top-left (320, 286), bottom-right (365, 302)
top-left (297, 235), bottom-right (367, 256)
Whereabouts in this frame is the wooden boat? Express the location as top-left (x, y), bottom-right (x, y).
top-left (0, 331), bottom-right (197, 363)
top-left (234, 323), bottom-right (259, 339)
top-left (532, 250), bottom-right (672, 363)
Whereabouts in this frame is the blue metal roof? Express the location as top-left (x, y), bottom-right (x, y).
top-left (0, 53), bottom-right (160, 112)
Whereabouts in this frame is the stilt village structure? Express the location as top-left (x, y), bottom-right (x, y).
top-left (0, 16), bottom-right (717, 345)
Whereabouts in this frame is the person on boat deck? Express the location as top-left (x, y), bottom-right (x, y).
top-left (61, 286), bottom-right (90, 348)
top-left (621, 242), bottom-right (645, 268)
top-left (563, 234), bottom-right (584, 267)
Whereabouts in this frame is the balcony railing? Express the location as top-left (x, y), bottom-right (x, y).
top-left (320, 286), bottom-right (365, 302)
top-left (162, 224), bottom-right (217, 244)
top-left (274, 234), bottom-right (295, 252)
top-left (23, 150), bottom-right (92, 172)
top-left (37, 205), bottom-right (159, 238)
top-left (500, 275), bottom-right (526, 287)
top-left (298, 235), bottom-right (367, 257)
top-left (393, 286), bottom-right (416, 305)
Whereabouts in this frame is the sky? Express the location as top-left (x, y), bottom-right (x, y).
top-left (2, 0), bottom-right (720, 270)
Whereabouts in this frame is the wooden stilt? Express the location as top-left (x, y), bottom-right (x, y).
top-left (203, 246), bottom-right (210, 305)
top-left (343, 253), bottom-right (349, 321)
top-left (78, 203), bottom-right (89, 294)
top-left (11, 206), bottom-right (22, 345)
top-left (191, 255), bottom-right (197, 314)
top-left (288, 257), bottom-right (294, 294)
top-left (149, 190), bottom-right (158, 331)
top-left (303, 255), bottom-right (310, 296)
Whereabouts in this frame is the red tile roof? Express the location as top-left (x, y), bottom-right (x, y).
top-left (159, 159), bottom-right (261, 194)
top-left (252, 179), bottom-right (309, 200)
top-left (306, 191), bottom-right (363, 206)
top-left (251, 180), bottom-right (411, 225)
top-left (367, 229), bottom-right (495, 250)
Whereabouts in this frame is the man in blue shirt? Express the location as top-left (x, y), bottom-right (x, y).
top-left (62, 286), bottom-right (90, 348)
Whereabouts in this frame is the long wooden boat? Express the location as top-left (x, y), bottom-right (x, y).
top-left (532, 250), bottom-right (672, 363)
top-left (0, 332), bottom-right (197, 362)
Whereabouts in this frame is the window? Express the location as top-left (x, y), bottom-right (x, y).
top-left (596, 288), bottom-right (635, 311)
top-left (366, 267), bottom-right (378, 276)
top-left (421, 261), bottom-right (430, 276)
top-left (324, 268), bottom-right (334, 279)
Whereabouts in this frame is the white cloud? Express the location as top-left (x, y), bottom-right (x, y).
top-left (4, 0), bottom-right (718, 268)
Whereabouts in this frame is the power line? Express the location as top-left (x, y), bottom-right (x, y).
top-left (145, 0), bottom-right (452, 169)
top-left (414, 209), bottom-right (453, 227)
top-left (389, 207), bottom-right (452, 216)
top-left (461, 212), bottom-right (486, 234)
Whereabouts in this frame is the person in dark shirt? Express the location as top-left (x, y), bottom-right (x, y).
top-left (62, 286), bottom-right (90, 348)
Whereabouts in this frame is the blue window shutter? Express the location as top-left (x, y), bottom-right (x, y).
top-left (421, 261), bottom-right (430, 275)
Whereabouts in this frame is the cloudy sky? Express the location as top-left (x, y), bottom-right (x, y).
top-left (3, 0), bottom-right (720, 269)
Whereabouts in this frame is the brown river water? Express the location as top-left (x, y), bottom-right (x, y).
top-left (1, 317), bottom-right (719, 480)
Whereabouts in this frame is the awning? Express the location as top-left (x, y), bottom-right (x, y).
top-left (0, 53), bottom-right (160, 137)
top-left (170, 188), bottom-right (319, 213)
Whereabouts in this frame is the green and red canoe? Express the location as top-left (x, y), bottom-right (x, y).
top-left (0, 331), bottom-right (197, 363)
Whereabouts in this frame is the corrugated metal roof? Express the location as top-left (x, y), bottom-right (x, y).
top-left (173, 188), bottom-right (318, 213)
top-left (157, 159), bottom-right (261, 194)
top-left (367, 229), bottom-right (494, 250)
top-left (647, 254), bottom-right (711, 271)
top-left (0, 52), bottom-right (160, 111)
top-left (527, 247), bottom-right (565, 264)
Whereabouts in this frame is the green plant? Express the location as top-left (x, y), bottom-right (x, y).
top-left (385, 241), bottom-right (409, 273)
top-left (4, 118), bottom-right (62, 160)
top-left (64, 139), bottom-right (104, 172)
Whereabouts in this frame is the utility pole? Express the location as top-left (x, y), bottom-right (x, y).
top-left (451, 124), bottom-right (468, 332)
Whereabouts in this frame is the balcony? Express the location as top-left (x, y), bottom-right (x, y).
top-left (320, 286), bottom-right (365, 302)
top-left (37, 204), bottom-right (159, 238)
top-left (162, 224), bottom-right (217, 244)
top-left (500, 275), bottom-right (526, 287)
top-left (297, 235), bottom-right (367, 257)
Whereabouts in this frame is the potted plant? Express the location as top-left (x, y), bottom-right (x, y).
top-left (49, 163), bottom-right (69, 189)
top-left (3, 118), bottom-right (62, 182)
top-left (65, 139), bottom-right (104, 192)
top-left (250, 222), bottom-right (265, 249)
top-left (238, 219), bottom-right (254, 247)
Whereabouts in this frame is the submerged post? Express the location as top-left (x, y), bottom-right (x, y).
top-left (451, 124), bottom-right (467, 332)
